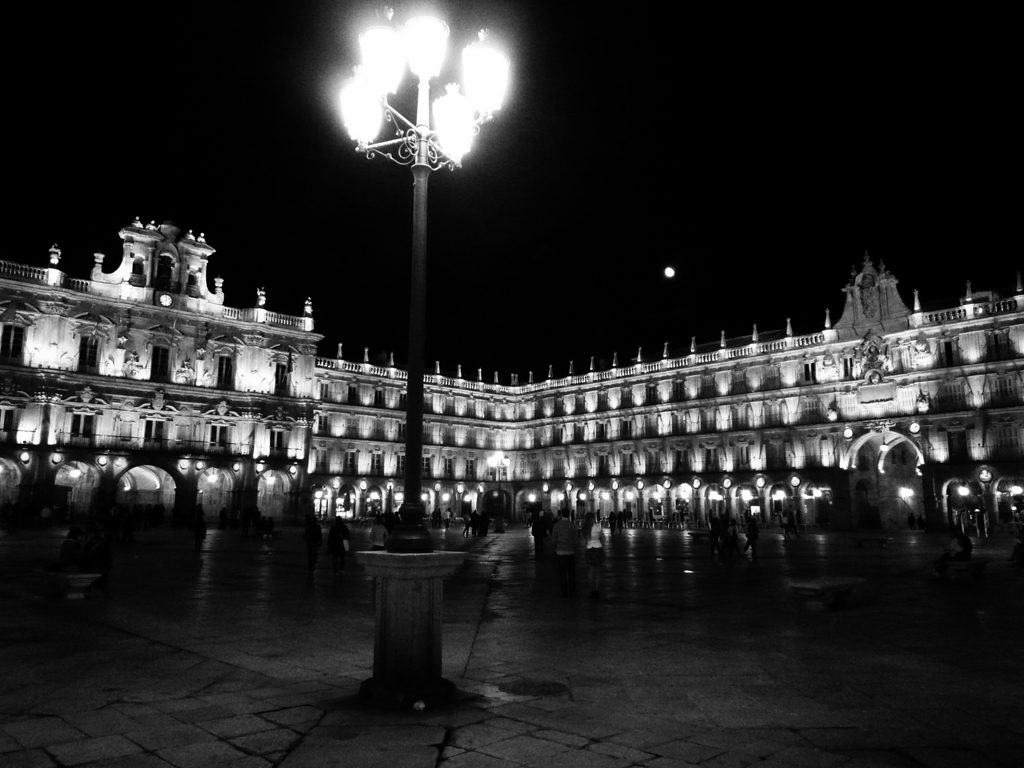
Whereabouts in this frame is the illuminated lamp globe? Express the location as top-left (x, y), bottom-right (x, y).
top-left (665, 267), bottom-right (675, 278)
top-left (433, 84), bottom-right (474, 162)
top-left (403, 16), bottom-right (448, 79)
top-left (359, 26), bottom-right (406, 95)
top-left (340, 73), bottom-right (383, 144)
top-left (462, 38), bottom-right (509, 114)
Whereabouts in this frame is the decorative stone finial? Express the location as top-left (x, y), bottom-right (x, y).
top-left (690, 336), bottom-right (696, 354)
top-left (965, 280), bottom-right (972, 302)
top-left (637, 347), bottom-right (643, 364)
top-left (663, 342), bottom-right (668, 358)
top-left (752, 324), bottom-right (758, 342)
top-left (824, 308), bottom-right (832, 329)
top-left (337, 343), bottom-right (344, 359)
top-left (435, 361), bottom-right (440, 375)
top-left (786, 317), bottom-right (793, 336)
top-left (547, 364), bottom-right (553, 379)
top-left (304, 297), bottom-right (313, 316)
top-left (389, 352), bottom-right (394, 367)
top-left (132, 216), bottom-right (142, 228)
top-left (612, 352), bottom-right (618, 367)
top-left (529, 371), bottom-right (534, 384)
top-left (48, 244), bottom-right (61, 266)
top-left (568, 361), bottom-right (574, 376)
top-left (493, 371), bottom-right (499, 384)
top-left (478, 368), bottom-right (483, 382)
top-left (363, 347), bottom-right (369, 363)
top-left (720, 330), bottom-right (726, 349)
top-left (256, 287), bottom-right (266, 307)
top-left (913, 289), bottom-right (921, 312)
top-left (1016, 271), bottom-right (1023, 293)
top-left (214, 276), bottom-right (224, 294)
top-left (589, 356), bottom-right (594, 372)
top-left (198, 232), bottom-right (206, 243)
top-left (457, 364), bottom-right (462, 378)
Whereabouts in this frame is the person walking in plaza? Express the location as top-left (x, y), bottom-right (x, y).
top-left (303, 513), bottom-right (323, 575)
top-left (370, 514), bottom-right (388, 550)
top-left (744, 516), bottom-right (760, 561)
top-left (462, 509), bottom-right (472, 537)
top-left (582, 512), bottom-right (605, 599)
top-left (327, 516), bottom-right (350, 575)
top-left (709, 516), bottom-right (722, 558)
top-left (531, 512), bottom-right (548, 558)
top-left (724, 518), bottom-right (740, 557)
top-left (192, 511), bottom-right (207, 555)
top-left (551, 508), bottom-right (578, 597)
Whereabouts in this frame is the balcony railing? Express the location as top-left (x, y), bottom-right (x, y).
top-left (54, 431), bottom-right (251, 456)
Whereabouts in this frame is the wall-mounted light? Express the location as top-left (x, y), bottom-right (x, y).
top-left (755, 476), bottom-right (766, 489)
top-left (909, 422), bottom-right (921, 434)
top-left (196, 461), bottom-right (205, 470)
top-left (693, 478), bottom-right (702, 489)
top-left (898, 488), bottom-right (914, 499)
top-left (790, 475), bottom-right (801, 487)
top-left (957, 486), bottom-right (969, 497)
top-left (232, 462), bottom-right (241, 472)
top-left (97, 456), bottom-right (107, 466)
top-left (588, 481), bottom-right (595, 491)
top-left (541, 483), bottom-right (549, 493)
top-left (114, 457), bottom-right (126, 467)
top-left (843, 427), bottom-right (854, 440)
top-left (637, 479), bottom-right (645, 490)
top-left (773, 490), bottom-right (786, 501)
top-left (51, 453), bottom-right (63, 464)
top-left (179, 459), bottom-right (190, 470)
top-left (722, 477), bottom-right (731, 489)
top-left (528, 493), bottom-right (536, 502)
top-left (662, 479), bottom-right (671, 490)
top-left (359, 480), bottom-right (367, 491)
top-left (289, 465), bottom-right (298, 475)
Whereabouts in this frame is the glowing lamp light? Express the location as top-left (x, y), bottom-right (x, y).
top-left (637, 480), bottom-right (645, 490)
top-left (741, 490), bottom-right (753, 502)
top-left (755, 476), bottom-right (766, 489)
top-left (434, 482), bottom-right (442, 492)
top-left (371, 492), bottom-right (381, 500)
top-left (265, 475), bottom-right (275, 485)
top-left (289, 465), bottom-right (298, 475)
top-left (773, 490), bottom-right (786, 501)
top-left (340, 73), bottom-right (383, 144)
top-left (315, 490), bottom-right (323, 500)
top-left (693, 478), bottom-right (702, 489)
top-left (626, 491), bottom-right (635, 501)
top-left (909, 422), bottom-right (921, 434)
top-left (663, 479), bottom-right (671, 489)
top-left (433, 84), bottom-right (474, 162)
top-left (457, 483), bottom-right (465, 494)
top-left (196, 461), bottom-right (205, 470)
top-left (602, 491), bottom-right (610, 501)
top-left (97, 456), bottom-right (107, 466)
top-left (462, 37), bottom-right (509, 114)
top-left (843, 427), bottom-right (854, 440)
top-left (114, 457), bottom-right (126, 467)
top-left (232, 462), bottom-right (241, 472)
top-left (542, 483), bottom-right (549, 493)
top-left (69, 468), bottom-right (82, 479)
top-left (611, 480), bottom-right (619, 490)
top-left (579, 493), bottom-right (587, 501)
top-left (1012, 486), bottom-right (1023, 495)
top-left (722, 478), bottom-right (732, 489)
top-left (359, 480), bottom-right (368, 491)
top-left (179, 459), bottom-right (189, 470)
top-left (709, 491), bottom-right (723, 501)
top-left (477, 484), bottom-right (484, 493)
top-left (588, 481), bottom-right (595, 491)
top-left (404, 16), bottom-right (448, 79)
top-left (333, 479), bottom-right (341, 489)
top-left (359, 26), bottom-right (406, 95)
top-left (899, 488), bottom-right (914, 499)
top-left (790, 475), bottom-right (801, 487)
top-left (664, 267), bottom-right (676, 278)
top-left (957, 486), bottom-right (970, 497)
top-left (565, 482), bottom-right (573, 492)
top-left (812, 489), bottom-right (823, 498)
top-left (52, 453), bottom-right (63, 464)
top-left (528, 493), bottom-right (536, 502)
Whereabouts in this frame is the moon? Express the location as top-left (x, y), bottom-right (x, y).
top-left (664, 267), bottom-right (675, 278)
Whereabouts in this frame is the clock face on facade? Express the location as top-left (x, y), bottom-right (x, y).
top-left (158, 293), bottom-right (174, 307)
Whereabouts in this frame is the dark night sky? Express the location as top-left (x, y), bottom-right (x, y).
top-left (10, 3), bottom-right (1017, 381)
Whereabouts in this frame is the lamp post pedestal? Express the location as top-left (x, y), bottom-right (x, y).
top-left (356, 551), bottom-right (466, 707)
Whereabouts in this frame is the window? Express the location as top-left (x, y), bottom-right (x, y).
top-left (803, 362), bottom-right (817, 384)
top-left (0, 408), bottom-right (14, 432)
top-left (842, 357), bottom-right (854, 379)
top-left (991, 376), bottom-right (1019, 406)
top-left (443, 456), bottom-right (454, 477)
top-left (646, 384), bottom-right (658, 404)
top-left (552, 456), bottom-right (566, 475)
top-left (704, 448), bottom-right (718, 471)
top-left (118, 420), bottom-right (133, 443)
top-left (675, 448), bottom-right (690, 471)
top-left (621, 452), bottom-right (636, 473)
top-left (596, 422), bottom-right (607, 441)
top-left (700, 374), bottom-right (714, 398)
top-left (143, 419), bottom-right (163, 443)
top-left (621, 419), bottom-right (632, 437)
top-left (736, 445), bottom-right (751, 470)
top-left (397, 421), bottom-right (406, 440)
top-left (763, 366), bottom-right (781, 390)
top-left (465, 458), bottom-right (476, 478)
top-left (176, 423), bottom-right (191, 445)
top-left (397, 454), bottom-right (406, 476)
top-left (343, 451), bottom-right (357, 474)
top-left (597, 455), bottom-right (610, 477)
top-left (270, 429), bottom-right (285, 451)
top-left (989, 331), bottom-right (1012, 361)
top-left (374, 389), bottom-right (385, 407)
top-left (672, 380), bottom-right (685, 402)
top-left (573, 425), bottom-right (585, 443)
top-left (947, 430), bottom-right (969, 461)
top-left (275, 363), bottom-right (289, 395)
top-left (731, 371), bottom-right (747, 394)
top-left (71, 413), bottom-right (95, 438)
top-left (209, 424), bottom-right (229, 449)
top-left (150, 345), bottom-right (170, 382)
top-left (371, 453), bottom-right (384, 475)
top-left (801, 399), bottom-right (822, 423)
top-left (347, 385), bottom-right (359, 404)
top-left (765, 401), bottom-right (784, 426)
top-left (398, 392), bottom-right (407, 409)
top-left (216, 355), bottom-right (234, 389)
top-left (941, 339), bottom-right (958, 367)
top-left (766, 442), bottom-right (785, 469)
top-left (1, 324), bottom-right (25, 362)
top-left (421, 455), bottom-right (432, 477)
top-left (78, 337), bottom-right (100, 373)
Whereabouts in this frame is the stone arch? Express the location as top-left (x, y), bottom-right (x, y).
top-left (115, 465), bottom-right (177, 510)
top-left (257, 469), bottom-right (291, 521)
top-left (54, 460), bottom-right (102, 518)
top-left (196, 466), bottom-right (235, 518)
top-left (843, 431), bottom-right (924, 472)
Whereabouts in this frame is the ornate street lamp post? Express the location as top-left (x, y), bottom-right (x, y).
top-left (341, 11), bottom-right (510, 707)
top-left (341, 13), bottom-right (509, 553)
top-left (488, 450), bottom-right (510, 524)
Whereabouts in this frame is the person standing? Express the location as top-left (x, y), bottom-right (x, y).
top-left (304, 514), bottom-right (323, 574)
top-left (531, 513), bottom-right (548, 558)
top-left (709, 516), bottom-right (722, 558)
top-left (724, 518), bottom-right (740, 557)
top-left (744, 517), bottom-right (760, 561)
top-left (327, 516), bottom-right (350, 574)
top-left (551, 509), bottom-right (578, 597)
top-left (582, 512), bottom-right (605, 599)
top-left (370, 515), bottom-right (388, 551)
top-left (193, 512), bottom-right (207, 555)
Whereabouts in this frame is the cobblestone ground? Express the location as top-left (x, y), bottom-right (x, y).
top-left (1, 522), bottom-right (1021, 768)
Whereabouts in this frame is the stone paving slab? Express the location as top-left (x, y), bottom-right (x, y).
top-left (1, 525), bottom-right (1022, 767)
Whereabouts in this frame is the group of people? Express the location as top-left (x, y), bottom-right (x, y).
top-left (303, 514), bottom-right (352, 575)
top-left (545, 509), bottom-right (605, 599)
top-left (50, 526), bottom-right (113, 587)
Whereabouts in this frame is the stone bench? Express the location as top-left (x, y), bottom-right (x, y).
top-left (789, 577), bottom-right (866, 610)
top-left (36, 571), bottom-right (103, 599)
top-left (940, 558), bottom-right (991, 579)
top-left (850, 536), bottom-right (892, 548)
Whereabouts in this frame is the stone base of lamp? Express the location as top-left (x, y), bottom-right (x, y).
top-left (356, 551), bottom-right (467, 708)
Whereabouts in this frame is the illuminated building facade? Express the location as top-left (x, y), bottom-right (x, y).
top-left (2, 223), bottom-right (1022, 532)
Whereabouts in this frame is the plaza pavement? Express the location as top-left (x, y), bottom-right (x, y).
top-left (1, 520), bottom-right (1021, 768)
